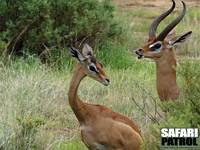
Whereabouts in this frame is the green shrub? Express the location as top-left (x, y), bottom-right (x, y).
top-left (0, 0), bottom-right (122, 63)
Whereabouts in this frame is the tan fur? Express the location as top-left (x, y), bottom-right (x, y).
top-left (155, 48), bottom-right (179, 101)
top-left (68, 63), bottom-right (143, 150)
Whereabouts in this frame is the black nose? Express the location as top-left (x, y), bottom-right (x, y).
top-left (135, 50), bottom-right (139, 55)
top-left (135, 49), bottom-right (142, 53)
top-left (135, 49), bottom-right (143, 59)
top-left (105, 78), bottom-right (110, 83)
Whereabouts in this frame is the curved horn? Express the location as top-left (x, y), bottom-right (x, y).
top-left (157, 1), bottom-right (186, 41)
top-left (149, 0), bottom-right (176, 38)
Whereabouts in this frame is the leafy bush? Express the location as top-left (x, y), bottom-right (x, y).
top-left (0, 0), bottom-right (122, 63)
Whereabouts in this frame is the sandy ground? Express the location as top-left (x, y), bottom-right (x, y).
top-left (112, 0), bottom-right (200, 11)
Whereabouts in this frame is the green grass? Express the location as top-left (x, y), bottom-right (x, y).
top-left (1, 55), bottom-right (199, 149)
top-left (52, 141), bottom-right (86, 150)
top-left (0, 57), bottom-right (158, 149)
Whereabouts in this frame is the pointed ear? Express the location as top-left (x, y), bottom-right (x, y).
top-left (82, 43), bottom-right (93, 58)
top-left (170, 31), bottom-right (192, 46)
top-left (68, 46), bottom-right (85, 62)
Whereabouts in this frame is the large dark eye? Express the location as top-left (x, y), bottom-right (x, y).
top-left (89, 65), bottom-right (97, 72)
top-left (150, 43), bottom-right (161, 51)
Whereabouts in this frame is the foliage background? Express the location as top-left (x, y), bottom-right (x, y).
top-left (0, 0), bottom-right (124, 66)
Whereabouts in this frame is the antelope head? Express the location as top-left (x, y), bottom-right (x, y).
top-left (134, 0), bottom-right (192, 101)
top-left (68, 43), bottom-right (110, 86)
top-left (135, 0), bottom-right (192, 61)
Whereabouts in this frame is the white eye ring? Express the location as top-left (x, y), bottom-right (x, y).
top-left (149, 41), bottom-right (162, 52)
top-left (88, 63), bottom-right (99, 73)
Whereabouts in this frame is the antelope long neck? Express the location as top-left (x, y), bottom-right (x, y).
top-left (156, 50), bottom-right (179, 101)
top-left (68, 64), bottom-right (88, 122)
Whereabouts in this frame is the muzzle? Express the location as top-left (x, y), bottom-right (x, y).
top-left (134, 49), bottom-right (144, 59)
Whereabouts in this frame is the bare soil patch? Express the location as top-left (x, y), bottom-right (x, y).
top-left (112, 0), bottom-right (200, 11)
